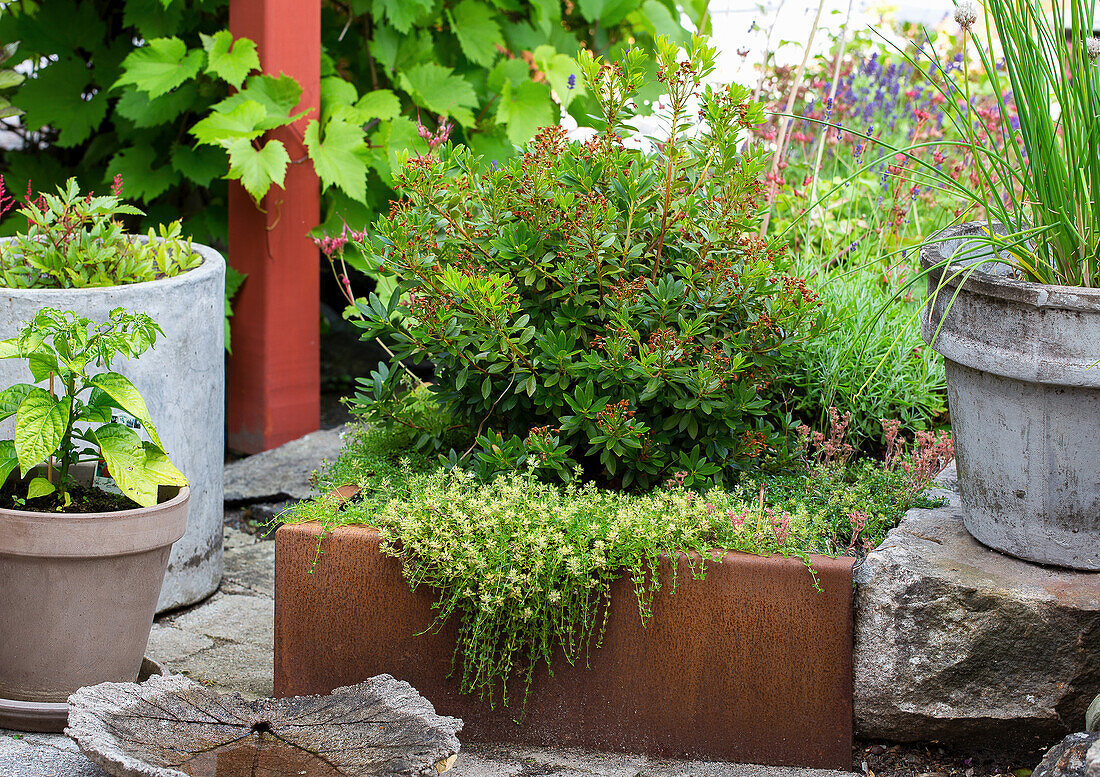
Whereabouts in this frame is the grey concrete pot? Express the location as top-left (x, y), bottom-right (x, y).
top-left (0, 239), bottom-right (226, 610)
top-left (921, 223), bottom-right (1100, 571)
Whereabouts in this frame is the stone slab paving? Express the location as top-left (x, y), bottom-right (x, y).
top-left (223, 423), bottom-right (348, 503)
top-left (146, 528), bottom-right (275, 699)
top-left (0, 731), bottom-right (854, 777)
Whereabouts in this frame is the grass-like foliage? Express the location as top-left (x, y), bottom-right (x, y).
top-left (342, 37), bottom-right (821, 490)
top-left (878, 0), bottom-right (1100, 287)
top-left (283, 399), bottom-right (950, 710)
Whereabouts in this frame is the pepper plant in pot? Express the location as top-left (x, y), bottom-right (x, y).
top-left (0, 307), bottom-right (189, 732)
top-left (892, 0), bottom-right (1100, 568)
top-left (0, 177), bottom-right (226, 609)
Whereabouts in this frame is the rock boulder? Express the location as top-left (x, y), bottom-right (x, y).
top-left (854, 464), bottom-right (1100, 751)
top-left (1034, 732), bottom-right (1099, 777)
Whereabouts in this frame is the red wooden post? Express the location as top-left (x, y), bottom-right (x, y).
top-left (227, 0), bottom-right (321, 453)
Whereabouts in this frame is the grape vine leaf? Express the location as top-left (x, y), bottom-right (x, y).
top-left (397, 63), bottom-right (477, 127)
top-left (225, 137), bottom-right (289, 202)
top-left (532, 45), bottom-right (584, 108)
top-left (200, 30), bottom-right (260, 89)
top-left (487, 58), bottom-right (528, 94)
top-left (375, 0), bottom-right (434, 34)
top-left (123, 0), bottom-right (185, 38)
top-left (369, 117), bottom-right (429, 186)
top-left (17, 56), bottom-right (108, 147)
top-left (577, 0), bottom-right (639, 25)
top-left (496, 78), bottom-right (555, 145)
top-left (114, 83), bottom-right (196, 128)
top-left (114, 37), bottom-right (204, 99)
top-left (190, 100), bottom-right (267, 146)
top-left (355, 89), bottom-right (401, 121)
top-left (466, 128), bottom-right (516, 168)
top-left (640, 0), bottom-right (692, 43)
top-left (530, 0), bottom-right (563, 35)
top-left (320, 75), bottom-right (359, 124)
top-left (304, 117), bottom-right (369, 203)
top-left (448, 0), bottom-right (504, 67)
top-left (213, 74), bottom-right (307, 127)
top-left (170, 143), bottom-right (227, 187)
top-left (107, 146), bottom-right (180, 202)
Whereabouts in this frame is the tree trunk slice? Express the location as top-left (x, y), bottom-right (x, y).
top-left (66, 673), bottom-right (462, 777)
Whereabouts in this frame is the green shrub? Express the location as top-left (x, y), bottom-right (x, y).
top-left (345, 38), bottom-right (822, 489)
top-left (0, 177), bottom-right (201, 289)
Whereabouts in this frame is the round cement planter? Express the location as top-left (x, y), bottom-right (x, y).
top-left (921, 223), bottom-right (1100, 570)
top-left (0, 487), bottom-right (188, 731)
top-left (0, 239), bottom-right (226, 610)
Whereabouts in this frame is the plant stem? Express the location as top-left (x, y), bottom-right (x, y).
top-left (759, 0), bottom-right (827, 237)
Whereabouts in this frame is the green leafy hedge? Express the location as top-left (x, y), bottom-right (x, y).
top-left (0, 0), bottom-right (705, 276)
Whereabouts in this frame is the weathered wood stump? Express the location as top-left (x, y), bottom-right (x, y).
top-left (66, 673), bottom-right (462, 777)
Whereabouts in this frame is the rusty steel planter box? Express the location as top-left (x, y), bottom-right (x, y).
top-left (275, 522), bottom-right (855, 770)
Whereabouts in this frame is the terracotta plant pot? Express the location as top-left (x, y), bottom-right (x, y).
top-left (275, 522), bottom-right (855, 770)
top-left (0, 485), bottom-right (189, 729)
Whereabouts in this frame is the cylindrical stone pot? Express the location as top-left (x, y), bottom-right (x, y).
top-left (0, 487), bottom-right (189, 727)
top-left (921, 223), bottom-right (1100, 570)
top-left (0, 240), bottom-right (225, 610)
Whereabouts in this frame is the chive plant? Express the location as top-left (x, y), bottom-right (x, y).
top-left (901, 0), bottom-right (1100, 287)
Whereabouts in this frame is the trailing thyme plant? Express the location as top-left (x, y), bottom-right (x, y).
top-left (284, 403), bottom-right (950, 710)
top-left (340, 37), bottom-right (822, 489)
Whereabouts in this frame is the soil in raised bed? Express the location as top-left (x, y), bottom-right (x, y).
top-left (855, 740), bottom-right (1040, 777)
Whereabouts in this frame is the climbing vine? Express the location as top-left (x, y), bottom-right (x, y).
top-left (0, 0), bottom-right (706, 287)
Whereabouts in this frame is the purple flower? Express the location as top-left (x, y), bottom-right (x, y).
top-left (490, 160), bottom-right (499, 171)
top-left (567, 74), bottom-right (576, 90)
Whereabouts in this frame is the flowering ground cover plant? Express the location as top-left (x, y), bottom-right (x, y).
top-left (0, 307), bottom-right (187, 510)
top-left (339, 36), bottom-right (822, 489)
top-left (0, 177), bottom-right (200, 289)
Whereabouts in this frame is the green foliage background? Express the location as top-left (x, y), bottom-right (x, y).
top-left (0, 0), bottom-right (707, 281)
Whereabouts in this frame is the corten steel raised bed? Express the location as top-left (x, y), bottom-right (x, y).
top-left (275, 522), bottom-right (855, 770)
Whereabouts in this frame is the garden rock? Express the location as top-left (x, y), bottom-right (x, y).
top-left (66, 673), bottom-right (462, 777)
top-left (854, 464), bottom-right (1100, 749)
top-left (1033, 732), bottom-right (1099, 777)
top-left (224, 424), bottom-right (348, 504)
top-left (1087, 694), bottom-right (1100, 732)
top-left (1088, 739), bottom-right (1100, 777)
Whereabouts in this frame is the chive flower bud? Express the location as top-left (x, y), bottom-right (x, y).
top-left (1087, 37), bottom-right (1100, 62)
top-left (954, 1), bottom-right (977, 30)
